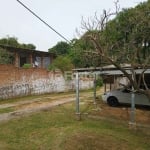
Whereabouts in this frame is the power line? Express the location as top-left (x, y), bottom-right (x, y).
top-left (16, 0), bottom-right (70, 43)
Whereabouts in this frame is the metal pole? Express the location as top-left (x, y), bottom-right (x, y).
top-left (93, 74), bottom-right (96, 104)
top-left (129, 71), bottom-right (136, 127)
top-left (76, 72), bottom-right (80, 114)
top-left (130, 89), bottom-right (135, 123)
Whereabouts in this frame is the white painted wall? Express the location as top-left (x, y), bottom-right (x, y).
top-left (0, 71), bottom-right (94, 99)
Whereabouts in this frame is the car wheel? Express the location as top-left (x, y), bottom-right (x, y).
top-left (107, 97), bottom-right (119, 107)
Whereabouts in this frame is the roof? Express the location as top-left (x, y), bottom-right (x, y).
top-left (73, 64), bottom-right (150, 75)
top-left (73, 64), bottom-right (130, 71)
top-left (0, 44), bottom-right (55, 56)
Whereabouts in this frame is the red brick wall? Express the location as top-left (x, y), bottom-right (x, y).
top-left (0, 65), bottom-right (61, 99)
top-left (0, 65), bottom-right (94, 99)
top-left (0, 64), bottom-right (51, 86)
top-left (0, 65), bottom-right (16, 85)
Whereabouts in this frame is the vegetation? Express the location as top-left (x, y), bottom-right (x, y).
top-left (0, 2), bottom-right (149, 149)
top-left (0, 1), bottom-right (149, 98)
top-left (0, 102), bottom-right (149, 150)
top-left (48, 41), bottom-right (71, 55)
top-left (49, 0), bottom-right (149, 99)
top-left (0, 36), bottom-right (36, 65)
top-left (96, 77), bottom-right (103, 87)
top-left (48, 41), bottom-right (75, 73)
top-left (69, 38), bottom-right (101, 68)
top-left (0, 36), bottom-right (36, 50)
top-left (22, 64), bottom-right (32, 69)
top-left (0, 47), bottom-right (14, 64)
top-left (48, 56), bottom-right (74, 73)
top-left (48, 0), bottom-right (150, 101)
top-left (0, 107), bottom-right (14, 114)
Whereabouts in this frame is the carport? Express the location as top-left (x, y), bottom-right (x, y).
top-left (73, 65), bottom-right (150, 125)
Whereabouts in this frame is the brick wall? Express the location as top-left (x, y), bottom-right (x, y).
top-left (0, 65), bottom-right (94, 99)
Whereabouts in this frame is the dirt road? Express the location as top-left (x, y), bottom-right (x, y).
top-left (0, 91), bottom-right (95, 122)
top-left (0, 89), bottom-right (150, 127)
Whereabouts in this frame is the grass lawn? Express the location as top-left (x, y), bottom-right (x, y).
top-left (0, 101), bottom-right (150, 150)
top-left (0, 107), bottom-right (14, 114)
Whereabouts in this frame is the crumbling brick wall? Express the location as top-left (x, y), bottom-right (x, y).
top-left (0, 65), bottom-right (94, 99)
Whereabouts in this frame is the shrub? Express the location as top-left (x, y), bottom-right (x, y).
top-left (0, 48), bottom-right (14, 64)
top-left (96, 77), bottom-right (103, 87)
top-left (22, 64), bottom-right (32, 69)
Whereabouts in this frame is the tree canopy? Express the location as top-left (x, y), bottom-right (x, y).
top-left (74, 0), bottom-right (150, 98)
top-left (48, 41), bottom-right (70, 55)
top-left (0, 36), bottom-right (36, 64)
top-left (0, 36), bottom-right (36, 50)
top-left (104, 1), bottom-right (150, 64)
top-left (48, 56), bottom-right (74, 73)
top-left (48, 0), bottom-right (150, 76)
top-left (0, 47), bottom-right (14, 64)
top-left (69, 37), bottom-right (101, 68)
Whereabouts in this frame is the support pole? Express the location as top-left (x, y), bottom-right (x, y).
top-left (93, 74), bottom-right (97, 105)
top-left (129, 84), bottom-right (136, 128)
top-left (130, 90), bottom-right (135, 123)
top-left (76, 72), bottom-right (80, 114)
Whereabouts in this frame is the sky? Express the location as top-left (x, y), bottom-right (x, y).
top-left (0, 0), bottom-right (147, 51)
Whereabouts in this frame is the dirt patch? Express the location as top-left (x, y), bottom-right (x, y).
top-left (15, 101), bottom-right (50, 110)
top-left (90, 100), bottom-right (150, 125)
top-left (0, 89), bottom-right (150, 126)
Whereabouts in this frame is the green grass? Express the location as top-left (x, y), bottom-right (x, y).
top-left (0, 102), bottom-right (149, 150)
top-left (0, 107), bottom-right (14, 114)
top-left (0, 95), bottom-right (42, 105)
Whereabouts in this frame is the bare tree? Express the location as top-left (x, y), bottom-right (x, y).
top-left (79, 1), bottom-right (150, 99)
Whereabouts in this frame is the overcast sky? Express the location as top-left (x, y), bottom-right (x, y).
top-left (0, 0), bottom-right (147, 51)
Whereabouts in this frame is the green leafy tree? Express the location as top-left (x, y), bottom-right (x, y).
top-left (0, 48), bottom-right (14, 64)
top-left (48, 41), bottom-right (70, 55)
top-left (78, 0), bottom-right (150, 99)
top-left (0, 36), bottom-right (36, 50)
top-left (48, 56), bottom-right (74, 73)
top-left (70, 37), bottom-right (101, 68)
top-left (69, 38), bottom-right (88, 68)
top-left (20, 43), bottom-right (36, 50)
top-left (0, 36), bottom-right (19, 47)
top-left (104, 2), bottom-right (150, 63)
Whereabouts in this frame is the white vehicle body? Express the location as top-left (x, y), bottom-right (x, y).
top-left (102, 88), bottom-right (150, 107)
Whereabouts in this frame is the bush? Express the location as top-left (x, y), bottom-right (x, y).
top-left (48, 64), bottom-right (56, 71)
top-left (0, 48), bottom-right (14, 64)
top-left (22, 64), bottom-right (32, 69)
top-left (96, 77), bottom-right (103, 87)
top-left (48, 56), bottom-right (74, 73)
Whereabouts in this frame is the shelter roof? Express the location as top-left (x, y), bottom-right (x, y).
top-left (73, 64), bottom-right (150, 75)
